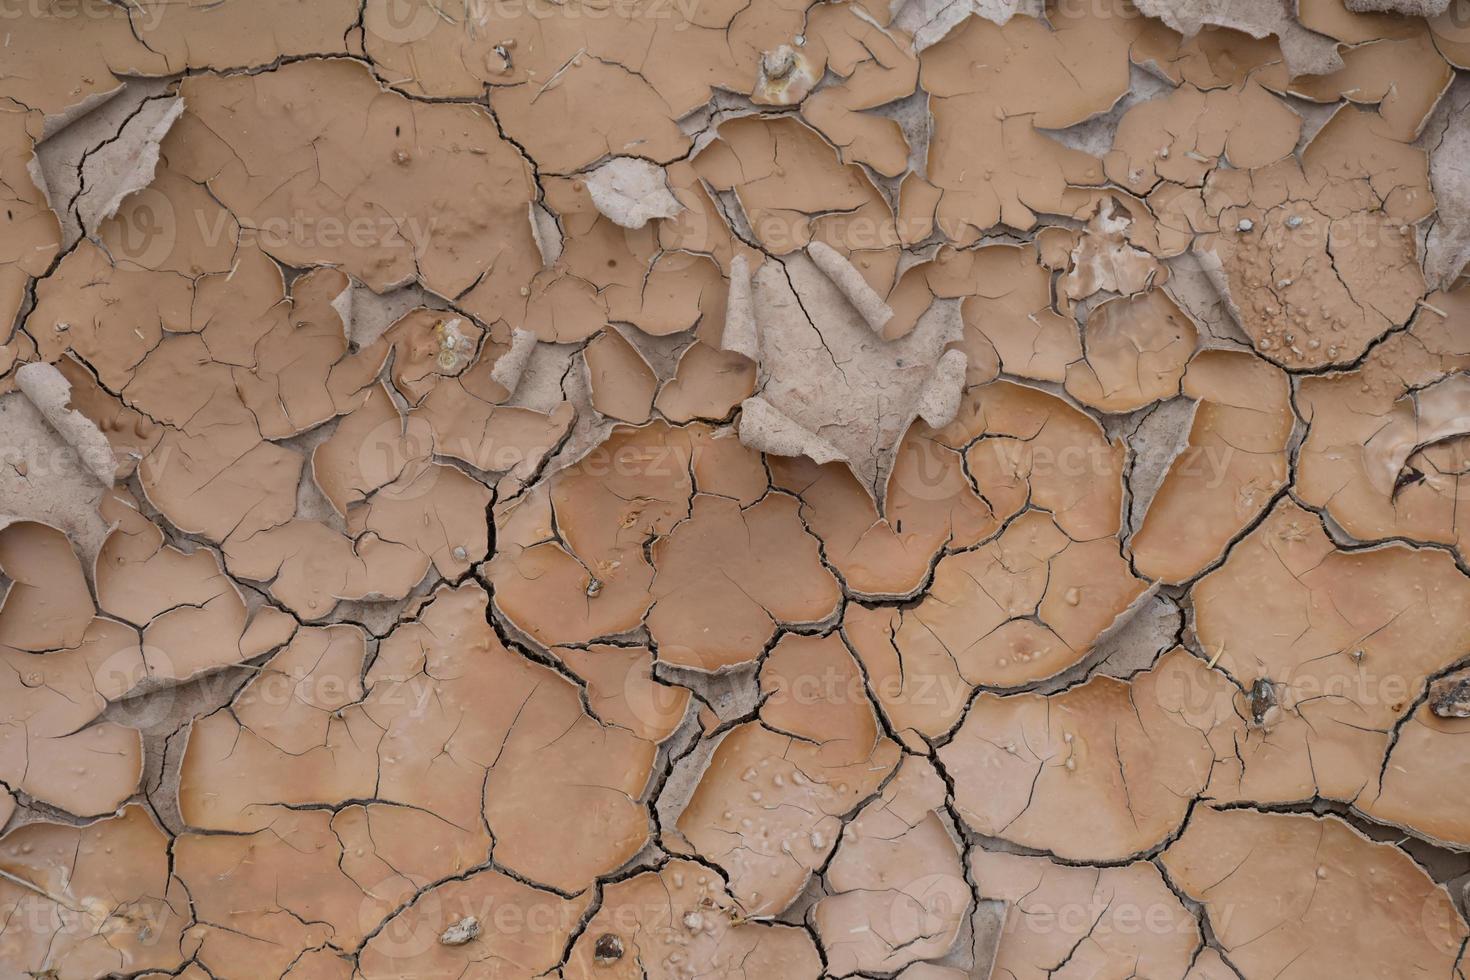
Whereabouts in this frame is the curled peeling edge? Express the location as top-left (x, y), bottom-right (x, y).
top-left (491, 329), bottom-right (539, 394)
top-left (528, 201), bottom-right (563, 268)
top-left (1343, 0), bottom-right (1449, 13)
top-left (807, 241), bottom-right (895, 334)
top-left (916, 348), bottom-right (967, 428)
top-left (894, 0), bottom-right (1042, 50)
top-left (1131, 0), bottom-right (1343, 76)
top-left (721, 254), bottom-right (760, 361)
top-left (1363, 373), bottom-right (1470, 496)
top-left (331, 279), bottom-right (354, 343)
top-left (14, 362), bottom-right (116, 487)
top-left (738, 397), bottom-right (847, 465)
top-left (76, 96), bottom-right (185, 237)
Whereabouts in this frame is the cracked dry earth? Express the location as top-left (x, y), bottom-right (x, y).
top-left (5, 2), bottom-right (1470, 980)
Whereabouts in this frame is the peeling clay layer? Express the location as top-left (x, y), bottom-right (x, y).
top-left (2, 1), bottom-right (1470, 978)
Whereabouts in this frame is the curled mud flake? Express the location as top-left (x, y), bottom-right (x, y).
top-left (1192, 500), bottom-right (1470, 842)
top-left (0, 807), bottom-right (189, 978)
top-left (843, 604), bottom-right (956, 753)
top-left (738, 397), bottom-right (848, 466)
top-left (1425, 78), bottom-right (1470, 289)
top-left (815, 758), bottom-right (971, 975)
top-left (309, 384), bottom-right (428, 512)
top-left (584, 329), bottom-right (657, 424)
top-left (973, 848), bottom-right (1200, 979)
top-left (1296, 291), bottom-right (1470, 558)
top-left (15, 362), bottom-right (116, 488)
top-left (1195, 105), bottom-right (1431, 369)
top-left (565, 861), bottom-right (821, 978)
top-left (1345, 0), bottom-right (1449, 11)
top-left (27, 173), bottom-right (225, 387)
top-left (132, 378), bottom-right (302, 552)
top-left (0, 368), bottom-right (121, 560)
top-left (1288, 30), bottom-right (1453, 143)
top-left (655, 341), bottom-right (757, 423)
top-left (940, 649), bottom-right (1227, 860)
top-left (491, 328), bottom-right (539, 396)
top-left (1063, 288), bottom-right (1198, 413)
top-left (720, 253), bottom-right (760, 362)
top-left (658, 161), bottom-right (737, 266)
top-left (219, 265), bottom-right (389, 439)
top-left (895, 0), bottom-right (1042, 48)
top-left (175, 626), bottom-right (378, 822)
top-left (884, 248), bottom-right (1008, 369)
top-left (1130, 350), bottom-right (1292, 583)
top-left (648, 492), bottom-right (841, 672)
top-left (916, 348), bottom-right (968, 427)
top-left (678, 633), bottom-right (901, 915)
top-left (583, 157), bottom-right (683, 230)
top-left (74, 96), bottom-right (183, 238)
top-left (808, 240), bottom-right (896, 333)
top-left (0, 521), bottom-right (145, 815)
top-left (1360, 373), bottom-right (1470, 509)
top-left (1162, 807), bottom-right (1468, 977)
top-left (529, 201), bottom-right (563, 269)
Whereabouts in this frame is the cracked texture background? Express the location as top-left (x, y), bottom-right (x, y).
top-left (1, 0), bottom-right (1469, 977)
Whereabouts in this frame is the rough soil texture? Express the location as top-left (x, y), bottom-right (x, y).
top-left (1, 1), bottom-right (1470, 978)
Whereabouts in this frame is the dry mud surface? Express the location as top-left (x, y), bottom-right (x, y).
top-left (1, 0), bottom-right (1470, 977)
